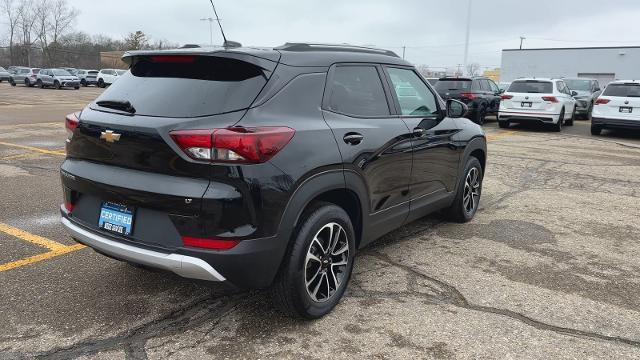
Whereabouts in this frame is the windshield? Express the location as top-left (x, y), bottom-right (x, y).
top-left (602, 83), bottom-right (640, 97)
top-left (507, 80), bottom-right (552, 93)
top-left (434, 80), bottom-right (471, 91)
top-left (94, 55), bottom-right (269, 117)
top-left (52, 69), bottom-right (72, 76)
top-left (116, 70), bottom-right (127, 75)
top-left (564, 79), bottom-right (592, 91)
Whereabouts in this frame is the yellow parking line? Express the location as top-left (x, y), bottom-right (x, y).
top-left (0, 223), bottom-right (68, 251)
top-left (0, 141), bottom-right (65, 156)
top-left (0, 244), bottom-right (85, 272)
top-left (0, 152), bottom-right (45, 161)
top-left (487, 130), bottom-right (517, 142)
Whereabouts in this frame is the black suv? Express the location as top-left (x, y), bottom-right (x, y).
top-left (60, 43), bottom-right (487, 319)
top-left (435, 77), bottom-right (502, 125)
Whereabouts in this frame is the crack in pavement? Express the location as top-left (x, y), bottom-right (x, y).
top-left (25, 293), bottom-right (246, 360)
top-left (361, 251), bottom-right (640, 350)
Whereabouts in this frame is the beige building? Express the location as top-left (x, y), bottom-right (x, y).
top-left (100, 51), bottom-right (127, 69)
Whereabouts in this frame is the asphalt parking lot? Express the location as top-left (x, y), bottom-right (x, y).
top-left (1, 83), bottom-right (640, 359)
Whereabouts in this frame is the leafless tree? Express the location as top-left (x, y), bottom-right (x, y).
top-left (2, 0), bottom-right (20, 63)
top-left (466, 62), bottom-right (481, 77)
top-left (33, 0), bottom-right (78, 66)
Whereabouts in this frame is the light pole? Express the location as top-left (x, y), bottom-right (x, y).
top-left (463, 0), bottom-right (472, 76)
top-left (200, 17), bottom-right (214, 46)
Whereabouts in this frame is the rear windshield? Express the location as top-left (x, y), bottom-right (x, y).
top-left (88, 71), bottom-right (98, 74)
top-left (564, 79), bottom-right (592, 91)
top-left (602, 83), bottom-right (640, 97)
top-left (435, 80), bottom-right (471, 91)
top-left (93, 56), bottom-right (268, 117)
top-left (508, 80), bottom-right (552, 93)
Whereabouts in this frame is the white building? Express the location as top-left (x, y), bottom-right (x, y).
top-left (501, 46), bottom-right (640, 88)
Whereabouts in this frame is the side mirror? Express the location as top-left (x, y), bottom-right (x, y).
top-left (446, 99), bottom-right (468, 118)
top-left (571, 91), bottom-right (578, 97)
top-left (499, 89), bottom-right (505, 94)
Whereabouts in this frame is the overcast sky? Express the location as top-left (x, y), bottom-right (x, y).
top-left (66, 0), bottom-right (640, 71)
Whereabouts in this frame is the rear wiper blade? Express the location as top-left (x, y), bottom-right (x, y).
top-left (96, 100), bottom-right (136, 114)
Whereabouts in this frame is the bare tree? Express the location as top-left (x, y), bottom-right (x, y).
top-left (34, 0), bottom-right (79, 66)
top-left (2, 0), bottom-right (20, 63)
top-left (466, 63), bottom-right (481, 77)
top-left (16, 0), bottom-right (38, 66)
top-left (124, 31), bottom-right (149, 50)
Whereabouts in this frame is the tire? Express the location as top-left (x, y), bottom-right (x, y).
top-left (445, 156), bottom-right (483, 223)
top-left (10, 81), bottom-right (16, 86)
top-left (271, 202), bottom-right (356, 319)
top-left (81, 79), bottom-right (87, 87)
top-left (74, 86), bottom-right (80, 90)
top-left (566, 107), bottom-right (575, 126)
top-left (36, 80), bottom-right (44, 88)
top-left (98, 79), bottom-right (105, 88)
top-left (24, 79), bottom-right (31, 87)
top-left (498, 120), bottom-right (510, 129)
top-left (591, 125), bottom-right (603, 136)
top-left (475, 107), bottom-right (486, 125)
top-left (552, 108), bottom-right (564, 132)
top-left (54, 81), bottom-right (61, 90)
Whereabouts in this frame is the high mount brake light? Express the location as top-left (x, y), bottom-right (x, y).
top-left (542, 96), bottom-right (558, 103)
top-left (65, 112), bottom-right (79, 140)
top-left (595, 98), bottom-right (610, 105)
top-left (170, 127), bottom-right (296, 164)
top-left (149, 55), bottom-right (197, 63)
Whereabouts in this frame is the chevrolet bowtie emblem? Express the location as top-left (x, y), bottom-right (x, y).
top-left (100, 130), bottom-right (121, 143)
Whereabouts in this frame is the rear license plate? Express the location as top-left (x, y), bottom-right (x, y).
top-left (619, 107), bottom-right (633, 113)
top-left (99, 202), bottom-right (134, 236)
top-left (521, 102), bottom-right (532, 108)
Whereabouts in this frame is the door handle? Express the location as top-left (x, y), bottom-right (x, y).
top-left (343, 133), bottom-right (364, 145)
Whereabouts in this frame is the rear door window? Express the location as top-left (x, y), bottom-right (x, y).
top-left (327, 65), bottom-right (390, 117)
top-left (603, 83), bottom-right (640, 97)
top-left (93, 56), bottom-right (270, 118)
top-left (508, 81), bottom-right (553, 93)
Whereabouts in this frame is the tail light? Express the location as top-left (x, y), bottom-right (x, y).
top-left (63, 201), bottom-right (75, 213)
top-left (150, 55), bottom-right (196, 63)
top-left (501, 94), bottom-right (513, 100)
top-left (460, 92), bottom-right (478, 100)
top-left (181, 236), bottom-right (240, 250)
top-left (595, 98), bottom-right (610, 105)
top-left (170, 127), bottom-right (295, 164)
top-left (65, 112), bottom-right (79, 141)
top-left (542, 96), bottom-right (558, 103)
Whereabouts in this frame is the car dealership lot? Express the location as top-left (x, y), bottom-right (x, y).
top-left (1, 85), bottom-right (640, 359)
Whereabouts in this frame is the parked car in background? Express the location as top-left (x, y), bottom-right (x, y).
top-left (591, 80), bottom-right (640, 135)
top-left (0, 67), bottom-right (10, 82)
top-left (60, 44), bottom-right (487, 319)
top-left (9, 67), bottom-right (40, 87)
top-left (498, 78), bottom-right (577, 131)
top-left (425, 77), bottom-right (439, 85)
top-left (36, 68), bottom-right (80, 89)
top-left (563, 78), bottom-right (602, 119)
top-left (434, 76), bottom-right (502, 125)
top-left (97, 69), bottom-right (126, 87)
top-left (76, 70), bottom-right (99, 86)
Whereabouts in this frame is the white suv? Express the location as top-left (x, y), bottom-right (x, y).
top-left (97, 69), bottom-right (127, 88)
top-left (591, 80), bottom-right (640, 136)
top-left (498, 78), bottom-right (577, 132)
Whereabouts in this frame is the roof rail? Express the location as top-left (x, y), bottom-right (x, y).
top-left (275, 42), bottom-right (399, 58)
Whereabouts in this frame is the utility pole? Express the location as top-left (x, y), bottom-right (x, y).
top-left (519, 36), bottom-right (526, 50)
top-left (402, 46), bottom-right (406, 59)
top-left (200, 17), bottom-right (214, 46)
top-left (463, 0), bottom-right (472, 76)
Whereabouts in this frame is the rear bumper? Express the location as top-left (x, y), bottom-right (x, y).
top-left (498, 111), bottom-right (560, 124)
top-left (61, 216), bottom-right (226, 282)
top-left (592, 117), bottom-right (640, 129)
